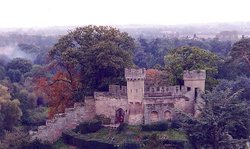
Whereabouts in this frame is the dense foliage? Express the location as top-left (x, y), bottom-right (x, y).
top-left (165, 46), bottom-right (221, 90)
top-left (0, 26), bottom-right (249, 148)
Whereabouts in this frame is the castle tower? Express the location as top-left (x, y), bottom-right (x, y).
top-left (125, 68), bottom-right (146, 125)
top-left (183, 70), bottom-right (206, 92)
top-left (183, 70), bottom-right (206, 117)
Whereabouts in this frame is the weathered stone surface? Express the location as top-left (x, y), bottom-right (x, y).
top-left (31, 98), bottom-right (95, 143)
top-left (32, 68), bottom-right (206, 142)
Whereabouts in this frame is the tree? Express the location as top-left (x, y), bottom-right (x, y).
top-left (230, 38), bottom-right (250, 69)
top-left (49, 25), bottom-right (135, 95)
top-left (0, 85), bottom-right (22, 136)
top-left (164, 46), bottom-right (221, 90)
top-left (36, 68), bottom-right (80, 118)
top-left (38, 25), bottom-right (135, 117)
top-left (182, 81), bottom-right (250, 149)
top-left (6, 69), bottom-right (22, 82)
top-left (6, 58), bottom-right (32, 74)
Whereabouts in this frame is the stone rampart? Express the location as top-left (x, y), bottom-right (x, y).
top-left (145, 85), bottom-right (189, 97)
top-left (30, 97), bottom-right (96, 143)
top-left (183, 70), bottom-right (206, 80)
top-left (125, 68), bottom-right (146, 80)
top-left (108, 85), bottom-right (127, 96)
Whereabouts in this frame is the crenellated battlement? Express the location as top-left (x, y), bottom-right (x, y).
top-left (125, 68), bottom-right (146, 80)
top-left (183, 70), bottom-right (206, 81)
top-left (144, 85), bottom-right (190, 97)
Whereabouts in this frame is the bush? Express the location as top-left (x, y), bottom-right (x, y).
top-left (170, 120), bottom-right (182, 129)
top-left (116, 123), bottom-right (128, 134)
top-left (18, 139), bottom-right (52, 149)
top-left (62, 130), bottom-right (117, 149)
top-left (74, 119), bottom-right (102, 134)
top-left (162, 140), bottom-right (188, 149)
top-left (141, 122), bottom-right (168, 131)
top-left (119, 142), bottom-right (141, 149)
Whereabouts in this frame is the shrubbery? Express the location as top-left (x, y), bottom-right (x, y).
top-left (18, 139), bottom-right (52, 149)
top-left (141, 120), bottom-right (182, 131)
top-left (141, 122), bottom-right (169, 131)
top-left (116, 123), bottom-right (128, 134)
top-left (62, 130), bottom-right (117, 149)
top-left (74, 119), bottom-right (102, 134)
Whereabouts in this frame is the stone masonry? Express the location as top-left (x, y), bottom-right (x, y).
top-left (30, 97), bottom-right (95, 143)
top-left (30, 68), bottom-right (206, 143)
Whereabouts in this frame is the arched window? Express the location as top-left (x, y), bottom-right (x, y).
top-left (150, 111), bottom-right (159, 123)
top-left (164, 111), bottom-right (172, 120)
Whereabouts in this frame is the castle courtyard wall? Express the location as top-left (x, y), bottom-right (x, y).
top-left (94, 92), bottom-right (128, 124)
top-left (30, 97), bottom-right (96, 143)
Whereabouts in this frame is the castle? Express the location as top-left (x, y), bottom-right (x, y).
top-left (94, 68), bottom-right (206, 125)
top-left (31, 68), bottom-right (206, 142)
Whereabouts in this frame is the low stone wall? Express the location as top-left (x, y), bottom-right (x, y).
top-left (95, 93), bottom-right (128, 124)
top-left (30, 97), bottom-right (96, 143)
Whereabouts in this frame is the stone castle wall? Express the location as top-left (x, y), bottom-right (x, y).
top-left (94, 92), bottom-right (128, 124)
top-left (144, 85), bottom-right (189, 97)
top-left (125, 68), bottom-right (146, 80)
top-left (30, 97), bottom-right (96, 143)
top-left (109, 85), bottom-right (127, 96)
top-left (143, 90), bottom-right (195, 124)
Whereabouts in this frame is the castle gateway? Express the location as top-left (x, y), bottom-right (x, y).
top-left (94, 68), bottom-right (206, 125)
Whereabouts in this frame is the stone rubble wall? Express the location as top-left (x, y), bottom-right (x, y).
top-left (145, 85), bottom-right (189, 97)
top-left (30, 97), bottom-right (96, 143)
top-left (94, 92), bottom-right (128, 124)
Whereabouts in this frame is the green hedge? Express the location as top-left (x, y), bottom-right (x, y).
top-left (141, 122), bottom-right (169, 131)
top-left (141, 121), bottom-right (182, 131)
top-left (163, 140), bottom-right (191, 149)
top-left (18, 139), bottom-right (52, 149)
top-left (74, 119), bottom-right (102, 134)
top-left (62, 130), bottom-right (117, 149)
top-left (116, 123), bottom-right (128, 134)
top-left (119, 142), bottom-right (141, 149)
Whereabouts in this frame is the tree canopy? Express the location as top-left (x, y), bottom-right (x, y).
top-left (49, 25), bottom-right (135, 95)
top-left (0, 85), bottom-right (22, 136)
top-left (164, 46), bottom-right (221, 90)
top-left (183, 81), bottom-right (250, 149)
top-left (230, 38), bottom-right (250, 69)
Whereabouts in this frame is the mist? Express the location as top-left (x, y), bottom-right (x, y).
top-left (0, 45), bottom-right (34, 61)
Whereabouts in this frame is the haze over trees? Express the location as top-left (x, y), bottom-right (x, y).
top-left (0, 25), bottom-right (249, 148)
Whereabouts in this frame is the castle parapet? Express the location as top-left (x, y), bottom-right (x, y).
top-left (144, 85), bottom-right (189, 97)
top-left (183, 70), bottom-right (206, 81)
top-left (125, 68), bottom-right (146, 80)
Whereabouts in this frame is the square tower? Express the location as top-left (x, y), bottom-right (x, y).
top-left (183, 70), bottom-right (206, 92)
top-left (125, 68), bottom-right (146, 125)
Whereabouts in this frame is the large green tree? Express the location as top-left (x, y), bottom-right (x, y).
top-left (6, 58), bottom-right (32, 74)
top-left (230, 38), bottom-right (250, 69)
top-left (182, 83), bottom-right (250, 149)
top-left (164, 46), bottom-right (221, 90)
top-left (49, 25), bottom-right (135, 95)
top-left (0, 85), bottom-right (22, 136)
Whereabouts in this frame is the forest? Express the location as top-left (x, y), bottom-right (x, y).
top-left (0, 25), bottom-right (250, 149)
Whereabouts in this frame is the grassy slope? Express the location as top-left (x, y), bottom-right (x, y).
top-left (54, 125), bottom-right (186, 147)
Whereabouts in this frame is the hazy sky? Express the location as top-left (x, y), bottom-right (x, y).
top-left (0, 0), bottom-right (250, 28)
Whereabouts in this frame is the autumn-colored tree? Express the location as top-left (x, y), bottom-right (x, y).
top-left (145, 69), bottom-right (169, 86)
top-left (36, 25), bottom-right (135, 118)
top-left (49, 25), bottom-right (135, 95)
top-left (36, 65), bottom-right (80, 118)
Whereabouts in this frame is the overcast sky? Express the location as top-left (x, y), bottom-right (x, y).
top-left (0, 0), bottom-right (250, 28)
